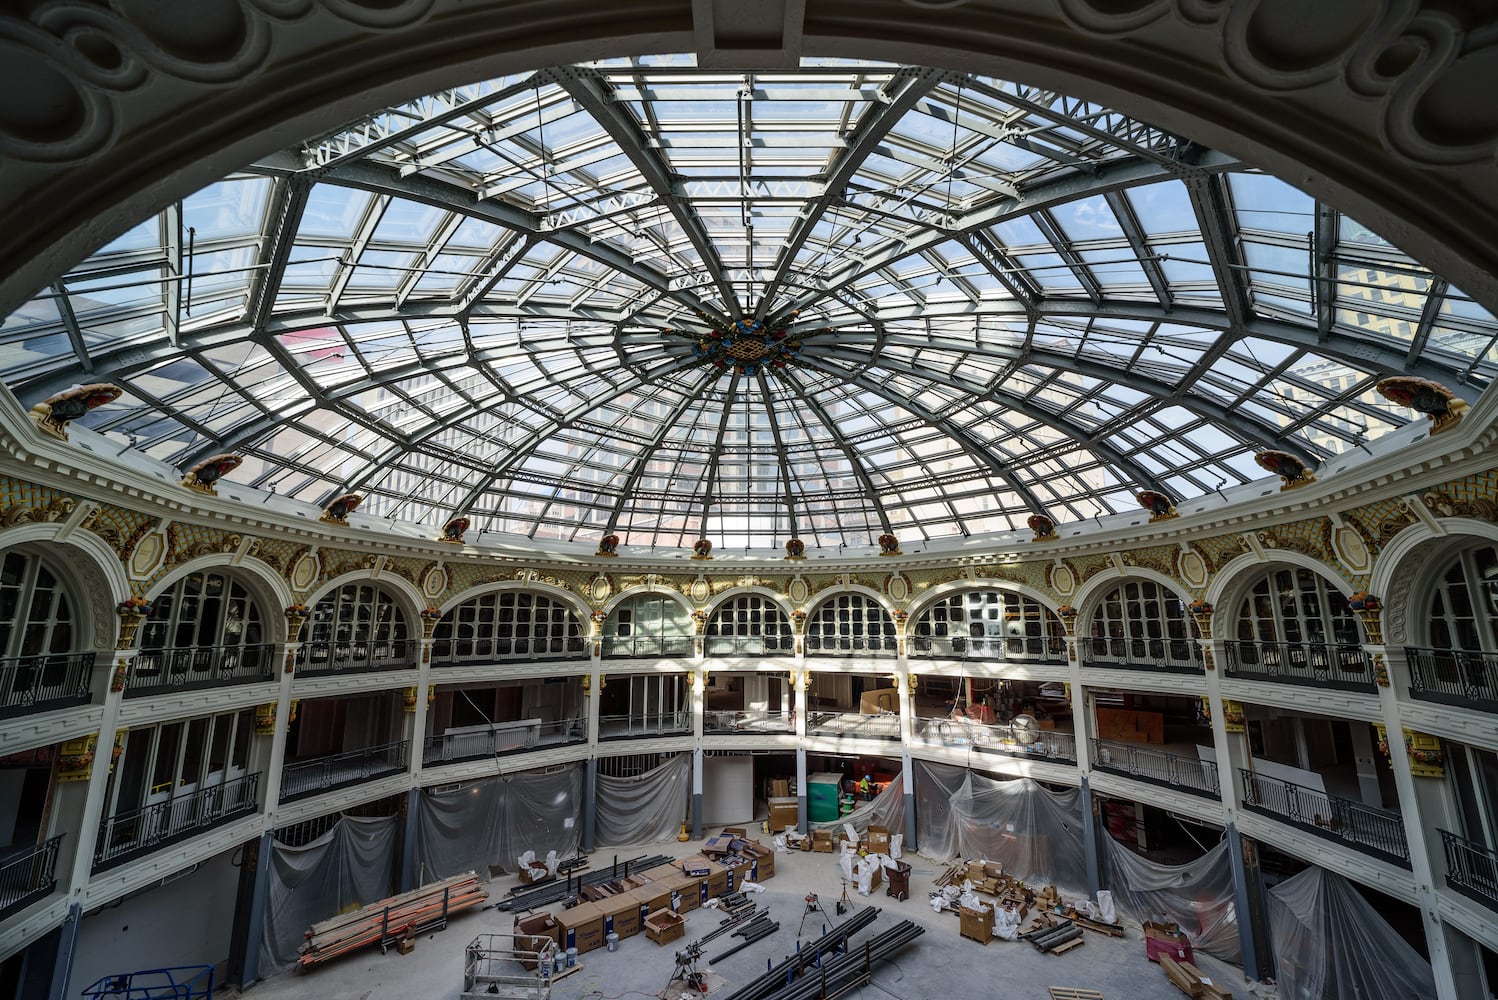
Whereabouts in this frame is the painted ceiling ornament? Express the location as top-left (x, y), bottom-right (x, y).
top-left (29, 383), bottom-right (122, 441)
top-left (1255, 450), bottom-right (1317, 491)
top-left (1137, 490), bottom-right (1178, 522)
top-left (1027, 513), bottom-right (1057, 542)
top-left (596, 533), bottom-right (620, 557)
top-left (1376, 376), bottom-right (1470, 434)
top-left (691, 538), bottom-right (713, 560)
top-left (181, 454), bottom-right (242, 496)
top-left (691, 317), bottom-right (805, 377)
top-left (437, 515), bottom-right (469, 544)
top-left (784, 538), bottom-right (806, 560)
top-left (319, 492), bottom-right (362, 525)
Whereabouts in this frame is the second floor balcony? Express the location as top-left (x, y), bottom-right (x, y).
top-left (912, 715), bottom-right (1077, 763)
top-left (0, 652), bottom-right (93, 719)
top-left (597, 709), bottom-right (692, 740)
top-left (602, 636), bottom-right (694, 659)
top-left (1083, 637), bottom-right (1203, 674)
top-left (279, 741), bottom-right (408, 801)
top-left (0, 835), bottom-right (62, 921)
top-left (422, 717), bottom-right (587, 765)
top-left (1440, 828), bottom-right (1498, 916)
top-left (908, 635), bottom-right (1066, 664)
top-left (704, 708), bottom-right (795, 735)
top-left (126, 643), bottom-right (275, 696)
top-left (94, 773), bottom-right (261, 869)
top-left (806, 709), bottom-right (902, 741)
top-left (1223, 640), bottom-right (1376, 693)
top-left (295, 639), bottom-right (414, 678)
top-left (1240, 768), bottom-right (1409, 867)
top-left (1090, 738), bottom-right (1219, 797)
top-left (1405, 647), bottom-right (1498, 714)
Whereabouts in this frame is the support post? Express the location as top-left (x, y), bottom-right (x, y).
top-left (900, 749), bottom-right (917, 852)
top-left (1079, 774), bottom-right (1102, 900)
top-left (228, 831), bottom-right (275, 988)
top-left (399, 786), bottom-right (420, 891)
top-left (582, 756), bottom-right (598, 852)
top-left (795, 746), bottom-right (808, 834)
top-left (46, 902), bottom-right (82, 1000)
top-left (1227, 825), bottom-right (1268, 983)
top-left (692, 748), bottom-right (704, 839)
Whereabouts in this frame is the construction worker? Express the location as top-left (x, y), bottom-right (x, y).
top-left (857, 774), bottom-right (874, 801)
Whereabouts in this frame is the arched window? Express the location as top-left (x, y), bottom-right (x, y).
top-left (805, 594), bottom-right (896, 655)
top-left (1086, 579), bottom-right (1200, 671)
top-left (1406, 543), bottom-right (1498, 707)
top-left (298, 583), bottom-right (412, 674)
top-left (705, 596), bottom-right (793, 656)
top-left (0, 549), bottom-right (90, 714)
top-left (431, 590), bottom-right (584, 663)
top-left (910, 589), bottom-right (1064, 661)
top-left (604, 594), bottom-right (692, 658)
top-left (1228, 567), bottom-right (1368, 686)
top-left (134, 570), bottom-right (270, 689)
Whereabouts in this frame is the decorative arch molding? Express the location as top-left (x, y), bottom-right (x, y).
top-left (438, 578), bottom-right (593, 624)
top-left (905, 577), bottom-right (1062, 622)
top-left (802, 583), bottom-right (893, 618)
top-left (143, 552), bottom-right (293, 624)
top-left (306, 569), bottom-right (426, 625)
top-left (0, 524), bottom-right (128, 651)
top-left (1373, 518), bottom-right (1498, 647)
top-left (601, 585), bottom-right (694, 620)
top-left (1206, 549), bottom-right (1360, 632)
top-left (1070, 566), bottom-right (1194, 628)
top-left (4, 1), bottom-right (1498, 355)
top-left (702, 586), bottom-right (795, 621)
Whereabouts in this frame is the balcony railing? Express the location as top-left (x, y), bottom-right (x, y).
top-left (0, 835), bottom-right (62, 920)
top-left (912, 716), bottom-right (1077, 762)
top-left (804, 636), bottom-right (897, 658)
top-left (1239, 768), bottom-right (1409, 867)
top-left (1440, 828), bottom-right (1498, 914)
top-left (806, 710), bottom-right (902, 741)
top-left (907, 635), bottom-right (1066, 664)
top-left (431, 635), bottom-right (586, 666)
top-left (95, 773), bottom-right (260, 869)
top-left (601, 636), bottom-right (695, 659)
top-left (1406, 647), bottom-right (1498, 714)
top-left (294, 640), bottom-right (414, 677)
top-left (422, 718), bottom-right (587, 765)
top-left (1083, 637), bottom-right (1203, 674)
top-left (705, 709), bottom-right (795, 735)
top-left (597, 711), bottom-right (692, 740)
top-left (279, 741), bottom-right (408, 801)
top-left (1090, 739), bottom-right (1218, 797)
top-left (703, 635), bottom-right (795, 657)
top-left (1222, 640), bottom-right (1376, 692)
top-left (126, 643), bottom-right (275, 696)
top-left (0, 653), bottom-right (94, 719)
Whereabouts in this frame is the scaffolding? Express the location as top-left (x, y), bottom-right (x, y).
top-left (461, 932), bottom-right (561, 1000)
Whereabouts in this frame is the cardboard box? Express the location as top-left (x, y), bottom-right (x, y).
top-left (666, 874), bottom-right (702, 912)
top-left (599, 892), bottom-right (642, 939)
top-left (768, 797), bottom-right (799, 833)
top-left (867, 825), bottom-right (891, 854)
top-left (680, 854), bottom-right (713, 877)
top-left (812, 830), bottom-right (835, 853)
top-left (556, 902), bottom-right (606, 954)
top-left (771, 778), bottom-right (790, 797)
top-left (630, 883), bottom-right (671, 915)
top-left (959, 904), bottom-right (994, 945)
top-left (643, 863), bottom-right (682, 882)
top-left (702, 835), bottom-right (736, 855)
top-left (722, 826), bottom-right (749, 838)
top-left (645, 909), bottom-right (686, 946)
top-left (706, 866), bottom-right (730, 897)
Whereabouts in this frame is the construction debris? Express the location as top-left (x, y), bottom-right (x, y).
top-left (298, 872), bottom-right (488, 970)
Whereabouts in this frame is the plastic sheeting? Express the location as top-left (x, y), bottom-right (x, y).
top-left (1267, 865), bottom-right (1434, 1000)
top-left (417, 765), bottom-right (582, 882)
top-left (809, 773), bottom-right (906, 834)
top-left (595, 753), bottom-right (690, 847)
top-left (258, 815), bottom-right (398, 974)
top-left (914, 761), bottom-right (1087, 889)
top-left (1103, 834), bottom-right (1241, 962)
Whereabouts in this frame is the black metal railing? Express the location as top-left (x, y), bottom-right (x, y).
top-left (126, 643), bottom-right (275, 696)
top-left (422, 718), bottom-right (587, 765)
top-left (1090, 739), bottom-right (1218, 797)
top-left (279, 741), bottom-right (408, 802)
top-left (597, 711), bottom-right (693, 740)
top-left (294, 640), bottom-right (414, 677)
top-left (430, 635), bottom-right (587, 666)
top-left (907, 635), bottom-right (1067, 663)
top-left (94, 773), bottom-right (260, 869)
top-left (1406, 647), bottom-right (1498, 714)
top-left (704, 709), bottom-right (796, 735)
top-left (805, 710), bottom-right (902, 741)
top-left (703, 635), bottom-right (796, 657)
top-left (601, 636), bottom-right (695, 659)
top-left (1239, 768), bottom-right (1409, 867)
top-left (0, 653), bottom-right (94, 718)
top-left (1223, 640), bottom-right (1376, 692)
top-left (1084, 637), bottom-right (1203, 674)
top-left (1441, 828), bottom-right (1498, 914)
top-left (803, 636), bottom-right (897, 657)
top-left (0, 835), bottom-right (62, 920)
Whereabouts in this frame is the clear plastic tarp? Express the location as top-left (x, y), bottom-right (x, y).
top-left (1103, 833), bottom-right (1241, 961)
top-left (416, 765), bottom-right (583, 881)
top-left (914, 760), bottom-right (1087, 889)
top-left (809, 772), bottom-right (907, 834)
top-left (1267, 865), bottom-right (1435, 1000)
top-left (595, 753), bottom-right (690, 847)
top-left (258, 815), bottom-right (398, 973)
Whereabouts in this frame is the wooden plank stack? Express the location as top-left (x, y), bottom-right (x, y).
top-left (1159, 954), bottom-right (1232, 998)
top-left (1048, 989), bottom-right (1104, 1000)
top-left (298, 871), bottom-right (488, 970)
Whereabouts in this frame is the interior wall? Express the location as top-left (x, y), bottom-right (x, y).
top-left (701, 756), bottom-right (754, 825)
top-left (69, 848), bottom-right (238, 994)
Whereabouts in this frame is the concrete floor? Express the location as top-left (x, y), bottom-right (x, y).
top-left (238, 837), bottom-right (1248, 1000)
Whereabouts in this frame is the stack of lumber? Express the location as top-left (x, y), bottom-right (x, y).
top-left (1159, 955), bottom-right (1231, 998)
top-left (1059, 906), bottom-right (1126, 938)
top-left (298, 871), bottom-right (488, 970)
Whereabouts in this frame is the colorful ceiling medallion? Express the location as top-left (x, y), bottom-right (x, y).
top-left (692, 318), bottom-right (803, 377)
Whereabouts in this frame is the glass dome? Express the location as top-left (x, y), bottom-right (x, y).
top-left (5, 58), bottom-right (1494, 549)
